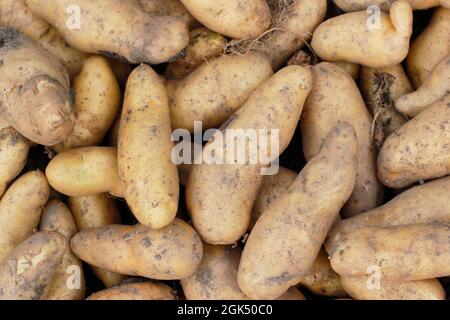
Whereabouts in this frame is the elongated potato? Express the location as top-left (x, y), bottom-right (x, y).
top-left (378, 95), bottom-right (450, 188)
top-left (53, 56), bottom-right (121, 152)
top-left (238, 123), bottom-right (358, 300)
top-left (165, 28), bottom-right (226, 79)
top-left (167, 52), bottom-right (273, 132)
top-left (87, 282), bottom-right (176, 300)
top-left (396, 54), bottom-right (450, 117)
top-left (180, 0), bottom-right (271, 39)
top-left (0, 171), bottom-right (49, 263)
top-left (0, 28), bottom-right (74, 146)
top-left (341, 276), bottom-right (445, 300)
top-left (333, 0), bottom-right (447, 11)
top-left (25, 0), bottom-right (189, 64)
top-left (407, 7), bottom-right (450, 87)
top-left (118, 64), bottom-right (179, 229)
top-left (330, 223), bottom-right (450, 281)
top-left (301, 62), bottom-right (383, 217)
top-left (311, 0), bottom-right (413, 68)
top-left (0, 117), bottom-right (30, 197)
top-left (138, 0), bottom-right (197, 28)
top-left (40, 200), bottom-right (85, 300)
top-left (46, 147), bottom-right (123, 197)
top-left (68, 194), bottom-right (126, 288)
top-left (71, 219), bottom-right (203, 280)
top-left (0, 231), bottom-right (66, 300)
top-left (186, 66), bottom-right (313, 245)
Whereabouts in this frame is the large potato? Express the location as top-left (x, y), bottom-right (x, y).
top-left (87, 282), bottom-right (176, 300)
top-left (118, 64), bottom-right (179, 229)
top-left (238, 123), bottom-right (358, 300)
top-left (186, 65), bottom-right (313, 245)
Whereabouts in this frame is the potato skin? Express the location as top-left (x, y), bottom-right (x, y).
top-left (377, 95), bottom-right (450, 188)
top-left (53, 56), bottom-right (121, 152)
top-left (311, 0), bottom-right (413, 68)
top-left (40, 200), bottom-right (85, 300)
top-left (180, 0), bottom-right (271, 39)
top-left (25, 0), bottom-right (189, 64)
top-left (301, 62), bottom-right (383, 217)
top-left (87, 282), bottom-right (176, 300)
top-left (341, 276), bottom-right (445, 300)
top-left (71, 219), bottom-right (203, 280)
top-left (330, 224), bottom-right (450, 281)
top-left (0, 231), bottom-right (66, 300)
top-left (167, 52), bottom-right (273, 132)
top-left (186, 65), bottom-right (313, 245)
top-left (0, 28), bottom-right (74, 146)
top-left (46, 147), bottom-right (123, 197)
top-left (0, 171), bottom-right (49, 263)
top-left (333, 0), bottom-right (445, 11)
top-left (118, 64), bottom-right (179, 229)
top-left (138, 0), bottom-right (197, 28)
top-left (238, 123), bottom-right (358, 300)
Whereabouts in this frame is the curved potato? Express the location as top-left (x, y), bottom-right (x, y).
top-left (186, 65), bottom-right (313, 245)
top-left (87, 282), bottom-right (176, 300)
top-left (377, 95), bottom-right (450, 188)
top-left (0, 28), bottom-right (74, 146)
top-left (25, 0), bottom-right (189, 64)
top-left (118, 64), bottom-right (179, 229)
top-left (53, 56), bottom-right (121, 152)
top-left (333, 0), bottom-right (447, 11)
top-left (138, 0), bottom-right (197, 28)
top-left (301, 62), bottom-right (383, 217)
top-left (167, 52), bottom-right (273, 132)
top-left (40, 200), bottom-right (85, 300)
top-left (0, 171), bottom-right (49, 262)
top-left (238, 123), bottom-right (358, 300)
top-left (0, 231), bottom-right (66, 300)
top-left (311, 0), bottom-right (413, 68)
top-left (71, 219), bottom-right (203, 280)
top-left (46, 147), bottom-right (123, 197)
top-left (180, 0), bottom-right (271, 39)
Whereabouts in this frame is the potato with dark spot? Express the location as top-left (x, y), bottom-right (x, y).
top-left (0, 28), bottom-right (74, 146)
top-left (0, 231), bottom-right (66, 300)
top-left (25, 0), bottom-right (189, 64)
top-left (71, 219), bottom-right (203, 280)
top-left (87, 282), bottom-right (176, 300)
top-left (139, 0), bottom-right (197, 28)
top-left (238, 123), bottom-right (358, 300)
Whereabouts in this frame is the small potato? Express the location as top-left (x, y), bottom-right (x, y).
top-left (301, 62), bottom-right (383, 217)
top-left (0, 231), bottom-right (66, 300)
top-left (341, 276), bottom-right (445, 300)
top-left (87, 282), bottom-right (176, 300)
top-left (138, 0), bottom-right (197, 28)
top-left (0, 171), bottom-right (49, 262)
top-left (40, 200), bottom-right (85, 300)
top-left (311, 0), bottom-right (413, 68)
top-left (68, 194), bottom-right (126, 288)
top-left (377, 95), bottom-right (450, 188)
top-left (187, 65), bottom-right (313, 245)
top-left (25, 0), bottom-right (189, 64)
top-left (167, 52), bottom-right (273, 132)
top-left (0, 28), bottom-right (74, 146)
top-left (333, 0), bottom-right (447, 11)
top-left (118, 64), bottom-right (179, 229)
top-left (52, 56), bottom-right (121, 153)
top-left (407, 7), bottom-right (450, 87)
top-left (46, 147), bottom-right (123, 197)
top-left (396, 54), bottom-right (450, 117)
top-left (330, 223), bottom-right (450, 281)
top-left (180, 0), bottom-right (271, 39)
top-left (165, 28), bottom-right (226, 79)
top-left (238, 123), bottom-right (358, 300)
top-left (71, 219), bottom-right (203, 280)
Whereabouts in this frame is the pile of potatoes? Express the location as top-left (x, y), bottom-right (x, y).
top-left (0, 0), bottom-right (449, 301)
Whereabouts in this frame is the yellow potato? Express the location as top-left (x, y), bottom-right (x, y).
top-left (118, 64), bottom-right (179, 229)
top-left (40, 200), bottom-right (85, 300)
top-left (238, 123), bottom-right (358, 300)
top-left (138, 0), bottom-right (197, 28)
top-left (87, 282), bottom-right (176, 300)
top-left (0, 171), bottom-right (49, 262)
top-left (46, 147), bottom-right (123, 197)
top-left (301, 62), bottom-right (383, 217)
top-left (71, 219), bottom-right (203, 280)
top-left (333, 0), bottom-right (447, 11)
top-left (311, 0), bottom-right (413, 68)
top-left (186, 65), bottom-right (313, 245)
